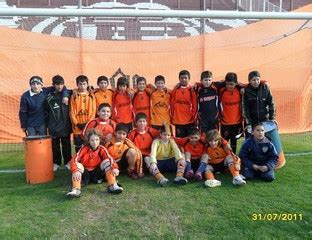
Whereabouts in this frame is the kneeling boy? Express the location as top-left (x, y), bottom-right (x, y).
top-left (105, 123), bottom-right (144, 179)
top-left (146, 123), bottom-right (188, 186)
top-left (239, 122), bottom-right (278, 182)
top-left (67, 129), bottom-right (122, 198)
top-left (196, 129), bottom-right (246, 187)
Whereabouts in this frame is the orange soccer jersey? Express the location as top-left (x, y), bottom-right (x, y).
top-left (150, 88), bottom-right (171, 126)
top-left (112, 91), bottom-right (133, 124)
top-left (170, 85), bottom-right (197, 125)
top-left (219, 87), bottom-right (242, 125)
top-left (128, 127), bottom-right (159, 156)
top-left (94, 88), bottom-right (114, 110)
top-left (175, 137), bottom-right (206, 160)
top-left (207, 139), bottom-right (232, 164)
top-left (70, 145), bottom-right (117, 173)
top-left (105, 137), bottom-right (143, 174)
top-left (132, 90), bottom-right (151, 123)
top-left (82, 118), bottom-right (116, 140)
top-left (70, 91), bottom-right (96, 135)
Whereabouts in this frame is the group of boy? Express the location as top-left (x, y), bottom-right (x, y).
top-left (19, 69), bottom-right (279, 197)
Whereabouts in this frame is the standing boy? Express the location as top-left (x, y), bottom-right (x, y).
top-left (46, 75), bottom-right (72, 171)
top-left (243, 71), bottom-right (275, 126)
top-left (112, 77), bottom-right (133, 133)
top-left (70, 75), bottom-right (96, 152)
top-left (94, 75), bottom-right (114, 111)
top-left (132, 77), bottom-right (151, 124)
top-left (170, 70), bottom-right (197, 137)
top-left (219, 72), bottom-right (243, 153)
top-left (150, 75), bottom-right (171, 130)
top-left (195, 71), bottom-right (221, 133)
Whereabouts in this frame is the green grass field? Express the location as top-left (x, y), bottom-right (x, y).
top-left (0, 133), bottom-right (311, 239)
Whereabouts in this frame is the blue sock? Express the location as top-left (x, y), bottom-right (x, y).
top-left (185, 161), bottom-right (192, 172)
top-left (196, 162), bottom-right (207, 174)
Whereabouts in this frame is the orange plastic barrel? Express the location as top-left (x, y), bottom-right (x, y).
top-left (23, 135), bottom-right (54, 184)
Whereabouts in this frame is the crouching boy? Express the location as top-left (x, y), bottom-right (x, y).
top-left (196, 129), bottom-right (246, 187)
top-left (105, 123), bottom-right (144, 179)
top-left (239, 122), bottom-right (278, 182)
top-left (146, 123), bottom-right (188, 186)
top-left (67, 129), bottom-right (122, 198)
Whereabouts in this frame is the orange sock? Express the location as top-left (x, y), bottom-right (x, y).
top-left (105, 170), bottom-right (116, 185)
top-left (154, 172), bottom-right (165, 181)
top-left (205, 171), bottom-right (215, 180)
top-left (176, 160), bottom-right (186, 177)
top-left (229, 164), bottom-right (239, 177)
top-left (72, 179), bottom-right (81, 189)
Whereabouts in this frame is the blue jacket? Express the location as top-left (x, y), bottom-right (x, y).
top-left (239, 136), bottom-right (278, 170)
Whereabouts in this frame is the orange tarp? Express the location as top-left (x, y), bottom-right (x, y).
top-left (0, 5), bottom-right (311, 143)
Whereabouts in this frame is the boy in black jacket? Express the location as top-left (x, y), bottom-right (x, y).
top-left (46, 75), bottom-right (72, 171)
top-left (243, 71), bottom-right (275, 126)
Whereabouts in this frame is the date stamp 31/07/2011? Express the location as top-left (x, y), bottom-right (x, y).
top-left (251, 213), bottom-right (303, 221)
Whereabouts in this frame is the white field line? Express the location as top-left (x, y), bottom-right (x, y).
top-left (0, 152), bottom-right (311, 173)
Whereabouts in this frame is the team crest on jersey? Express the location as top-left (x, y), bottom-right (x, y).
top-left (53, 103), bottom-right (60, 109)
top-left (262, 146), bottom-right (268, 153)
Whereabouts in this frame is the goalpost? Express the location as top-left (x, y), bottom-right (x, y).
top-left (0, 5), bottom-right (311, 152)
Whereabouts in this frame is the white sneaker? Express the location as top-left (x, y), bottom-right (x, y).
top-left (65, 162), bottom-right (71, 170)
top-left (173, 176), bottom-right (188, 185)
top-left (233, 176), bottom-right (246, 186)
top-left (67, 188), bottom-right (81, 198)
top-left (239, 174), bottom-right (246, 180)
top-left (107, 183), bottom-right (123, 194)
top-left (204, 179), bottom-right (221, 188)
top-left (53, 164), bottom-right (60, 172)
top-left (157, 177), bottom-right (169, 187)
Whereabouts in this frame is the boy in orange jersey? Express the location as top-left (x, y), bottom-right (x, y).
top-left (219, 72), bottom-right (243, 153)
top-left (170, 70), bottom-right (197, 137)
top-left (67, 129), bottom-right (123, 198)
top-left (93, 76), bottom-right (114, 111)
top-left (132, 77), bottom-right (151, 124)
top-left (195, 130), bottom-right (246, 187)
top-left (147, 124), bottom-right (188, 186)
top-left (112, 77), bottom-right (133, 133)
top-left (70, 75), bottom-right (96, 152)
top-left (105, 123), bottom-right (144, 179)
top-left (128, 113), bottom-right (159, 172)
top-left (82, 103), bottom-right (116, 143)
top-left (150, 75), bottom-right (171, 130)
top-left (175, 128), bottom-right (206, 180)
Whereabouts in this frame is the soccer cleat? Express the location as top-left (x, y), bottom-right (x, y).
top-left (157, 177), bottom-right (169, 187)
top-left (185, 170), bottom-right (194, 180)
top-left (194, 172), bottom-right (203, 181)
top-left (204, 179), bottom-right (221, 188)
top-left (53, 164), bottom-right (60, 172)
top-left (127, 168), bottom-right (139, 180)
top-left (233, 176), bottom-right (246, 186)
top-left (173, 176), bottom-right (188, 185)
top-left (107, 183), bottom-right (123, 194)
top-left (67, 188), bottom-right (81, 198)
